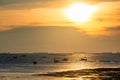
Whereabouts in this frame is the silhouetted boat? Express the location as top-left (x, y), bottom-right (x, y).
top-left (80, 57), bottom-right (87, 61)
top-left (62, 58), bottom-right (68, 61)
top-left (53, 58), bottom-right (59, 63)
top-left (13, 56), bottom-right (17, 59)
top-left (33, 61), bottom-right (37, 64)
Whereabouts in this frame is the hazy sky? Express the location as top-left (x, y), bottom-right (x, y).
top-left (0, 0), bottom-right (120, 53)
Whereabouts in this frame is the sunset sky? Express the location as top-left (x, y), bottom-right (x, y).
top-left (0, 0), bottom-right (120, 53)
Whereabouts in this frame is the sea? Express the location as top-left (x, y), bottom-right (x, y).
top-left (0, 53), bottom-right (120, 80)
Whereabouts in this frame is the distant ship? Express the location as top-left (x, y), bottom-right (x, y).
top-left (80, 57), bottom-right (87, 61)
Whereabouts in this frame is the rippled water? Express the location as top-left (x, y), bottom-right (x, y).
top-left (0, 53), bottom-right (120, 80)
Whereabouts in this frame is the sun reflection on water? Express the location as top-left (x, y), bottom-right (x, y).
top-left (64, 62), bottom-right (93, 71)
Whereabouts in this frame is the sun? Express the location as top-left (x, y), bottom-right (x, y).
top-left (64, 3), bottom-right (97, 23)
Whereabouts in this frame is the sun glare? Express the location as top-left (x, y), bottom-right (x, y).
top-left (65, 3), bottom-right (97, 23)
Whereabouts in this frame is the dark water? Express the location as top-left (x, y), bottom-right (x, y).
top-left (0, 53), bottom-right (120, 80)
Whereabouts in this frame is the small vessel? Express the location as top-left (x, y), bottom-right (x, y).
top-left (53, 58), bottom-right (60, 63)
top-left (33, 61), bottom-right (37, 64)
top-left (62, 58), bottom-right (68, 61)
top-left (80, 57), bottom-right (87, 61)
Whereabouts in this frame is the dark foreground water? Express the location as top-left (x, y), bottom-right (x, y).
top-left (0, 53), bottom-right (120, 80)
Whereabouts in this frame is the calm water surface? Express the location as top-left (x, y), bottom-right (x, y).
top-left (0, 53), bottom-right (120, 80)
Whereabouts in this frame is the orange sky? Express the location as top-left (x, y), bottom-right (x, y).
top-left (0, 0), bottom-right (120, 35)
top-left (0, 0), bottom-right (120, 53)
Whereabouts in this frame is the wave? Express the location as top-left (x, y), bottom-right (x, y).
top-left (34, 68), bottom-right (120, 79)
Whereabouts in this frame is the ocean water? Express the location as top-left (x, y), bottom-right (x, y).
top-left (0, 53), bottom-right (120, 80)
